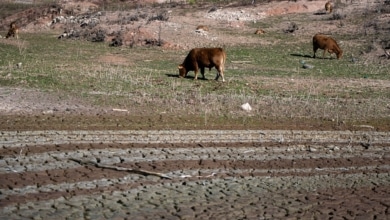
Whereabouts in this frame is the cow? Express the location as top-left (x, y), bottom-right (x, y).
top-left (6, 22), bottom-right (19, 39)
top-left (325, 1), bottom-right (333, 13)
top-left (178, 48), bottom-right (226, 82)
top-left (254, 29), bottom-right (266, 35)
top-left (196, 25), bottom-right (209, 32)
top-left (312, 34), bottom-right (343, 59)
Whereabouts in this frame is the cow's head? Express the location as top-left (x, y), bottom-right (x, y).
top-left (337, 50), bottom-right (343, 59)
top-left (178, 65), bottom-right (187, 78)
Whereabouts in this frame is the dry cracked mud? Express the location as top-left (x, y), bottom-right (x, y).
top-left (1, 130), bottom-right (389, 219)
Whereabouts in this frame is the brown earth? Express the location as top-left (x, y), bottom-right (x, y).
top-left (1, 0), bottom-right (390, 219)
top-left (1, 130), bottom-right (389, 219)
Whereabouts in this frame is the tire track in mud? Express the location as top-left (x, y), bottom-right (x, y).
top-left (1, 130), bottom-right (390, 219)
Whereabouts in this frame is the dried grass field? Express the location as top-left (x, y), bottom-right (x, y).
top-left (0, 0), bottom-right (389, 130)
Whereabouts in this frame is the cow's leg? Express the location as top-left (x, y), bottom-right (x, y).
top-left (220, 70), bottom-right (225, 82)
top-left (322, 49), bottom-right (326, 59)
top-left (328, 49), bottom-right (334, 59)
top-left (215, 66), bottom-right (225, 82)
top-left (313, 47), bottom-right (318, 58)
top-left (194, 65), bottom-right (199, 80)
top-left (215, 66), bottom-right (220, 81)
top-left (201, 67), bottom-right (206, 79)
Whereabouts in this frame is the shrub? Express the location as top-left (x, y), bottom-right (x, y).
top-left (148, 11), bottom-right (169, 22)
top-left (332, 10), bottom-right (346, 20)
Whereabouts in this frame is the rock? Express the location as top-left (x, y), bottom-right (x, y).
top-left (241, 103), bottom-right (252, 111)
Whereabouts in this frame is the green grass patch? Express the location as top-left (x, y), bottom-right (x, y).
top-left (1, 15), bottom-right (389, 124)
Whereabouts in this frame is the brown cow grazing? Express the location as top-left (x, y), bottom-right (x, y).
top-left (312, 34), bottom-right (343, 59)
top-left (6, 22), bottom-right (19, 39)
top-left (178, 48), bottom-right (226, 82)
top-left (196, 25), bottom-right (209, 32)
top-left (254, 29), bottom-right (266, 35)
top-left (325, 1), bottom-right (333, 13)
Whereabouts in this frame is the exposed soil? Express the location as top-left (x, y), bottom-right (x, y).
top-left (1, 1), bottom-right (390, 219)
top-left (1, 130), bottom-right (389, 219)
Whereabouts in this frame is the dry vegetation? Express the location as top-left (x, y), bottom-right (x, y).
top-left (0, 0), bottom-right (389, 131)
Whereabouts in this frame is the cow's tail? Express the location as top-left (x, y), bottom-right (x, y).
top-left (219, 48), bottom-right (227, 82)
top-left (221, 48), bottom-right (226, 72)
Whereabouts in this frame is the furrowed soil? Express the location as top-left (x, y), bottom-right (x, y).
top-left (1, 130), bottom-right (390, 219)
top-left (1, 0), bottom-right (389, 219)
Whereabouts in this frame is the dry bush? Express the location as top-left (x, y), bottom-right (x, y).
top-left (109, 36), bottom-right (123, 47)
top-left (283, 22), bottom-right (298, 33)
top-left (147, 10), bottom-right (169, 23)
top-left (331, 10), bottom-right (346, 20)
